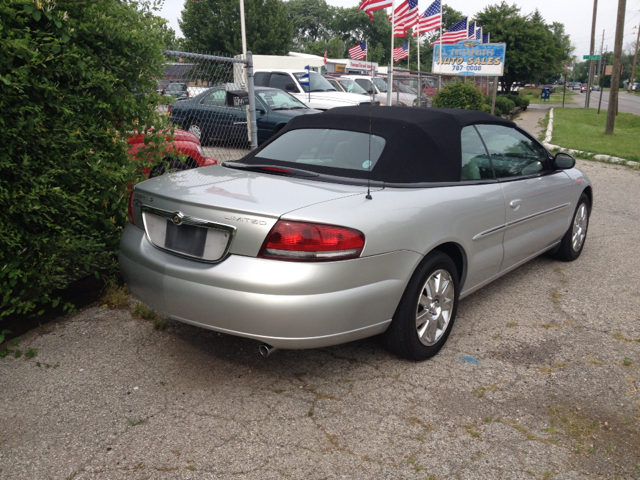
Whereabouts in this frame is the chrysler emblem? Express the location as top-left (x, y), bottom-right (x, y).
top-left (172, 213), bottom-right (183, 225)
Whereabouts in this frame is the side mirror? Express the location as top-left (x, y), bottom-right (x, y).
top-left (554, 152), bottom-right (575, 169)
top-left (257, 108), bottom-right (266, 115)
top-left (285, 83), bottom-right (299, 93)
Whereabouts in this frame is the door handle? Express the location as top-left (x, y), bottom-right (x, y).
top-left (509, 199), bottom-right (521, 209)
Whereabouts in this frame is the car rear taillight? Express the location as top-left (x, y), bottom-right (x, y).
top-left (128, 191), bottom-right (135, 226)
top-left (259, 221), bottom-right (365, 262)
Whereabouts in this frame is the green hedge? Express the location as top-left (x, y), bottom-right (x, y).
top-left (0, 1), bottom-right (168, 317)
top-left (432, 81), bottom-right (484, 111)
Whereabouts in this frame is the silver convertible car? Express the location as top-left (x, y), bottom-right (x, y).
top-left (120, 107), bottom-right (592, 361)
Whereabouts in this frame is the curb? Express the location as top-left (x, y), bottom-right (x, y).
top-left (542, 108), bottom-right (640, 168)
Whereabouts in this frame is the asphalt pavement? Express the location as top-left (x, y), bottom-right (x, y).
top-left (531, 89), bottom-right (640, 116)
top-left (1, 146), bottom-right (639, 480)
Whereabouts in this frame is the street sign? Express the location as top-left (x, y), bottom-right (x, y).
top-left (583, 55), bottom-right (601, 60)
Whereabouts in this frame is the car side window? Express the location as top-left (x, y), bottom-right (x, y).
top-left (354, 79), bottom-right (371, 92)
top-left (269, 73), bottom-right (297, 92)
top-left (475, 124), bottom-right (549, 178)
top-left (460, 126), bottom-right (494, 180)
top-left (254, 72), bottom-right (268, 86)
top-left (201, 89), bottom-right (227, 107)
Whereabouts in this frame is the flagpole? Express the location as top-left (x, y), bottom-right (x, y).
top-left (407, 38), bottom-right (410, 69)
top-left (417, 31), bottom-right (421, 105)
top-left (388, 0), bottom-right (395, 107)
top-left (438, 21), bottom-right (442, 91)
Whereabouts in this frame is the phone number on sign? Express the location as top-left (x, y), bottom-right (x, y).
top-left (451, 65), bottom-right (487, 71)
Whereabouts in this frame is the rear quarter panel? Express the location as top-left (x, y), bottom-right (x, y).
top-left (284, 183), bottom-right (507, 293)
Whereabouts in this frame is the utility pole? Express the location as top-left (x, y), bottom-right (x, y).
top-left (598, 45), bottom-right (607, 114)
top-left (585, 0), bottom-right (598, 108)
top-left (606, 0), bottom-right (626, 135)
top-left (630, 22), bottom-right (640, 92)
top-left (597, 30), bottom-right (604, 88)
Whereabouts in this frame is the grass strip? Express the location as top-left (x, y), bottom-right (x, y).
top-left (551, 108), bottom-right (640, 162)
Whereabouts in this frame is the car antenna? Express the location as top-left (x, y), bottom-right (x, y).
top-left (366, 64), bottom-right (373, 200)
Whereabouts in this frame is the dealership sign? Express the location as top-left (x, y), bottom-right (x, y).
top-left (432, 40), bottom-right (506, 77)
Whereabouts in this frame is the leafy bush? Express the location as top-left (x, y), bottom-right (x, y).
top-left (503, 94), bottom-right (522, 108)
top-left (494, 96), bottom-right (516, 116)
top-left (432, 81), bottom-right (484, 111)
top-left (531, 90), bottom-right (541, 98)
top-left (0, 1), bottom-right (169, 317)
top-left (519, 97), bottom-right (530, 111)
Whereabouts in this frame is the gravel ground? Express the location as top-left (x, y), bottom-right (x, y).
top-left (1, 160), bottom-right (639, 480)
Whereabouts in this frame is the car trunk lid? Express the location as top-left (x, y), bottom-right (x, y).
top-left (132, 165), bottom-right (376, 259)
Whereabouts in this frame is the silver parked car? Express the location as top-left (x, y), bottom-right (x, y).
top-left (120, 107), bottom-right (592, 361)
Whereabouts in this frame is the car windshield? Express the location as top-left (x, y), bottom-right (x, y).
top-left (254, 129), bottom-right (386, 172)
top-left (257, 90), bottom-right (308, 110)
top-left (394, 81), bottom-right (414, 94)
top-left (337, 79), bottom-right (368, 95)
top-left (372, 77), bottom-right (388, 93)
top-left (166, 84), bottom-right (186, 92)
top-left (293, 72), bottom-right (337, 93)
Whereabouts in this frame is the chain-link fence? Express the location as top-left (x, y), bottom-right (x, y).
top-left (159, 50), bottom-right (257, 163)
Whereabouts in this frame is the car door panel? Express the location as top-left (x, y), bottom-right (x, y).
top-left (499, 172), bottom-right (573, 270)
top-left (474, 124), bottom-right (575, 272)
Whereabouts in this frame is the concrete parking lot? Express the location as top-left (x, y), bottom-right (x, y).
top-left (1, 159), bottom-right (639, 479)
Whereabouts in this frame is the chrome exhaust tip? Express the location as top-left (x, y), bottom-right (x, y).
top-left (259, 343), bottom-right (278, 357)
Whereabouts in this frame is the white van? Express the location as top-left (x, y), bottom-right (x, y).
top-left (254, 69), bottom-right (379, 110)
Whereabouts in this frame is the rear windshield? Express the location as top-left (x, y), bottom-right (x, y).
top-left (254, 129), bottom-right (386, 172)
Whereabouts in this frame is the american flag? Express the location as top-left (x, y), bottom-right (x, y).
top-left (468, 22), bottom-right (475, 40)
top-left (431, 17), bottom-right (468, 45)
top-left (393, 42), bottom-right (410, 62)
top-left (324, 44), bottom-right (327, 65)
top-left (413, 0), bottom-right (442, 36)
top-left (393, 0), bottom-right (419, 36)
top-left (349, 42), bottom-right (367, 60)
top-left (475, 26), bottom-right (483, 41)
top-left (357, 0), bottom-right (392, 23)
top-left (482, 32), bottom-right (490, 43)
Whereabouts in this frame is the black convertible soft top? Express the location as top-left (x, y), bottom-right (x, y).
top-left (243, 106), bottom-right (516, 184)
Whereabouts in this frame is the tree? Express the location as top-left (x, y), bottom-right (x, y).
top-left (180, 0), bottom-right (293, 55)
top-left (474, 2), bottom-right (567, 93)
top-left (286, 0), bottom-right (335, 51)
top-left (0, 0), bottom-right (168, 317)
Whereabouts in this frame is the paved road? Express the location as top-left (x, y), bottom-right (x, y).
top-left (1, 162), bottom-right (639, 479)
top-left (546, 89), bottom-right (640, 116)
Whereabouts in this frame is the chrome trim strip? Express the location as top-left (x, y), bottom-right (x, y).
top-left (472, 203), bottom-right (570, 241)
top-left (141, 205), bottom-right (236, 264)
top-left (506, 202), bottom-right (570, 228)
top-left (472, 224), bottom-right (507, 241)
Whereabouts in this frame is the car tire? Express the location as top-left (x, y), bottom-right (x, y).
top-left (552, 193), bottom-right (590, 262)
top-left (187, 120), bottom-right (206, 145)
top-left (149, 157), bottom-right (197, 178)
top-left (384, 251), bottom-right (460, 361)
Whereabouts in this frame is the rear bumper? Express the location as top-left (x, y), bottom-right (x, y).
top-left (119, 223), bottom-right (421, 349)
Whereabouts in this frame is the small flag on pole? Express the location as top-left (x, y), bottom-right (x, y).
top-left (475, 26), bottom-right (483, 41)
top-left (357, 0), bottom-right (392, 23)
top-left (468, 22), bottom-right (475, 40)
top-left (393, 42), bottom-right (410, 62)
top-left (431, 17), bottom-right (468, 45)
top-left (392, 0), bottom-right (419, 36)
top-left (413, 0), bottom-right (442, 36)
top-left (482, 32), bottom-right (490, 44)
top-left (324, 44), bottom-right (327, 66)
top-left (349, 42), bottom-right (367, 60)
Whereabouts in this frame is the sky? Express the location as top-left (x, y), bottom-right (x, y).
top-left (158, 0), bottom-right (640, 60)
